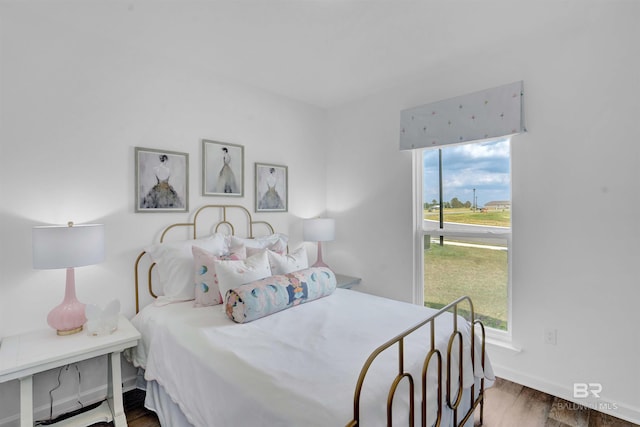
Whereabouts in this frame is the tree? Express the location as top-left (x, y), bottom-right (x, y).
top-left (451, 197), bottom-right (464, 208)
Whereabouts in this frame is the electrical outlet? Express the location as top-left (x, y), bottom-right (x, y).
top-left (544, 328), bottom-right (557, 345)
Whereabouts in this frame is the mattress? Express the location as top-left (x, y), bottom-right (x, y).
top-left (126, 288), bottom-right (494, 426)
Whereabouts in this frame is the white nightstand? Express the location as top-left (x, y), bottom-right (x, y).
top-left (335, 273), bottom-right (362, 289)
top-left (0, 315), bottom-right (140, 427)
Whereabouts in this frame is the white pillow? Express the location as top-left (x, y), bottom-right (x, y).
top-left (144, 233), bottom-right (229, 304)
top-left (230, 233), bottom-right (288, 256)
top-left (267, 246), bottom-right (308, 275)
top-left (214, 250), bottom-right (272, 299)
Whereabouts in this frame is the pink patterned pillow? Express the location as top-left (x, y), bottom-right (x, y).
top-left (192, 246), bottom-right (246, 307)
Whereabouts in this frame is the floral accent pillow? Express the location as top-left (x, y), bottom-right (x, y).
top-left (225, 267), bottom-right (336, 323)
top-left (192, 245), bottom-right (246, 307)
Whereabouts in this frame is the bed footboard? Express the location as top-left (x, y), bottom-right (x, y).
top-left (346, 296), bottom-right (487, 427)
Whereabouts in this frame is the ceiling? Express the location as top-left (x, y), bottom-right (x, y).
top-left (24, 0), bottom-right (579, 108)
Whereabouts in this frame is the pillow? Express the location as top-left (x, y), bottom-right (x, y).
top-left (214, 250), bottom-right (272, 299)
top-left (230, 233), bottom-right (288, 257)
top-left (267, 246), bottom-right (308, 275)
top-left (144, 233), bottom-right (229, 304)
top-left (225, 267), bottom-right (336, 323)
top-left (192, 245), bottom-right (247, 307)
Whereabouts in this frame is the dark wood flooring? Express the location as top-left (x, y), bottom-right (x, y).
top-left (475, 378), bottom-right (637, 427)
top-left (90, 388), bottom-right (159, 427)
top-left (105, 378), bottom-right (637, 427)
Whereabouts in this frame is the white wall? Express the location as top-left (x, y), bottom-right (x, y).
top-left (2, 1), bottom-right (640, 425)
top-left (325, 2), bottom-right (640, 424)
top-left (0, 4), bottom-right (327, 424)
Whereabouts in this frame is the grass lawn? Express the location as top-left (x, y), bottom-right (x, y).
top-left (424, 208), bottom-right (510, 227)
top-left (424, 241), bottom-right (508, 330)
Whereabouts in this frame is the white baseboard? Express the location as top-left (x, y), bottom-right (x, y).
top-left (492, 363), bottom-right (640, 425)
top-left (0, 374), bottom-right (139, 427)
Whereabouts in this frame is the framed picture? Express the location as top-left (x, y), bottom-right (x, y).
top-left (135, 147), bottom-right (189, 213)
top-left (255, 163), bottom-right (288, 212)
top-left (202, 140), bottom-right (244, 197)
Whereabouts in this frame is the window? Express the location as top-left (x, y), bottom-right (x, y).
top-left (417, 138), bottom-right (511, 334)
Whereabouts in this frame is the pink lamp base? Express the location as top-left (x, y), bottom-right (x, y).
top-left (57, 327), bottom-right (83, 336)
top-left (47, 267), bottom-right (87, 336)
top-left (312, 241), bottom-right (331, 271)
top-left (47, 301), bottom-right (86, 335)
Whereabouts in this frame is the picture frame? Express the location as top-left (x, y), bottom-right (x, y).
top-left (202, 140), bottom-right (244, 197)
top-left (135, 147), bottom-right (189, 213)
top-left (255, 163), bottom-right (288, 212)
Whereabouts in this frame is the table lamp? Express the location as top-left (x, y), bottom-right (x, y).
top-left (32, 222), bottom-right (105, 335)
top-left (303, 218), bottom-right (335, 269)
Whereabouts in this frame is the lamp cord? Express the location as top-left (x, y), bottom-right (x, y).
top-left (35, 364), bottom-right (83, 425)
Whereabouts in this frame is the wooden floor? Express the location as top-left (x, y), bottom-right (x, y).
top-left (106, 378), bottom-right (636, 427)
top-left (476, 378), bottom-right (636, 427)
top-left (91, 388), bottom-right (159, 427)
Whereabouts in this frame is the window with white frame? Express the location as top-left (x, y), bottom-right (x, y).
top-left (418, 138), bottom-right (511, 333)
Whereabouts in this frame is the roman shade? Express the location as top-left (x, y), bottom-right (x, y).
top-left (399, 81), bottom-right (525, 150)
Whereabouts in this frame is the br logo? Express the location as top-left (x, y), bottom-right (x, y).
top-left (573, 383), bottom-right (602, 398)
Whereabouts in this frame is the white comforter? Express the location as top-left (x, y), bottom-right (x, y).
top-left (127, 289), bottom-right (494, 427)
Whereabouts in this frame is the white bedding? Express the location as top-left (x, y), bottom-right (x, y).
top-left (126, 289), bottom-right (494, 427)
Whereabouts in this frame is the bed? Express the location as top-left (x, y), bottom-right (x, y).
top-left (126, 205), bottom-right (494, 426)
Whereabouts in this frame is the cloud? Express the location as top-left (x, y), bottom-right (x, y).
top-left (423, 139), bottom-right (511, 206)
top-left (457, 138), bottom-right (510, 159)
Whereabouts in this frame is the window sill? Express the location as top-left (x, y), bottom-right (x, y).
top-left (484, 335), bottom-right (522, 354)
top-left (422, 225), bottom-right (511, 239)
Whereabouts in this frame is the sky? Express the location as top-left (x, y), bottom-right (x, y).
top-left (423, 138), bottom-right (510, 208)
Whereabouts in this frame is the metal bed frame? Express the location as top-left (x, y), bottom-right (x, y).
top-left (133, 204), bottom-right (487, 427)
top-left (346, 295), bottom-right (486, 426)
top-left (134, 204), bottom-right (273, 313)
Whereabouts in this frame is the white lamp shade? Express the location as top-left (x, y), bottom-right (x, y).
top-left (33, 223), bottom-right (105, 269)
top-left (303, 218), bottom-right (335, 242)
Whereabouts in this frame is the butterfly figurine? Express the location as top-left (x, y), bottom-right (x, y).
top-left (85, 299), bottom-right (120, 336)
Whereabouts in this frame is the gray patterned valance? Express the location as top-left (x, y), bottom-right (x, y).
top-left (399, 81), bottom-right (525, 150)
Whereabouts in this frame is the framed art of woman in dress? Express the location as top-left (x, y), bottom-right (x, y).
top-left (135, 147), bottom-right (189, 213)
top-left (202, 140), bottom-right (244, 197)
top-left (255, 163), bottom-right (287, 212)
